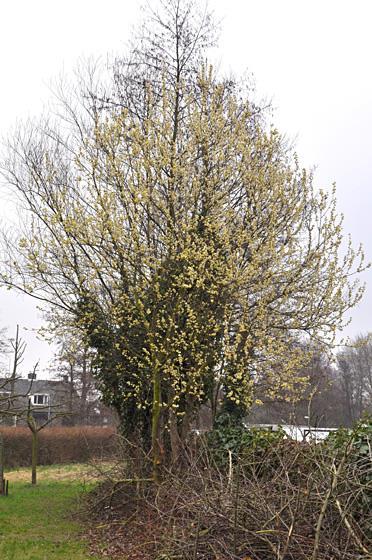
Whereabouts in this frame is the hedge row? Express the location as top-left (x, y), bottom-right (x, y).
top-left (0, 426), bottom-right (117, 467)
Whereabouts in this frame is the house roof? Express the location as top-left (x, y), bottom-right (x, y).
top-left (0, 377), bottom-right (70, 397)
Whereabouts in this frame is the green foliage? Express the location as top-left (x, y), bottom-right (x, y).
top-left (208, 413), bottom-right (286, 466)
top-left (326, 415), bottom-right (372, 456)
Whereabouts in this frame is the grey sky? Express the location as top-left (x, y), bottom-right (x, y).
top-left (0, 0), bottom-right (371, 376)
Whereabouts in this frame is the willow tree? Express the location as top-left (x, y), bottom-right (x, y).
top-left (0, 1), bottom-right (365, 476)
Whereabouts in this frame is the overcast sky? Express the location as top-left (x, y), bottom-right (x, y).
top-left (0, 0), bottom-right (371, 376)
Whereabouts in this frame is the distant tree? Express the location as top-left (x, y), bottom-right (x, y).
top-left (50, 326), bottom-right (111, 425)
top-left (336, 334), bottom-right (372, 425)
top-left (26, 396), bottom-right (65, 485)
top-left (0, 325), bottom-right (32, 421)
top-left (0, 0), bottom-right (365, 478)
top-left (0, 327), bottom-right (9, 374)
top-left (0, 327), bottom-right (37, 493)
top-left (9, 325), bottom-right (26, 396)
top-left (245, 343), bottom-right (346, 428)
top-left (295, 348), bottom-right (344, 427)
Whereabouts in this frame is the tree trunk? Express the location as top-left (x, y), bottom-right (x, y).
top-left (68, 363), bottom-right (75, 426)
top-left (79, 350), bottom-right (90, 424)
top-left (31, 429), bottom-right (38, 485)
top-left (0, 435), bottom-right (4, 494)
top-left (151, 367), bottom-right (162, 483)
top-left (181, 400), bottom-right (193, 442)
top-left (169, 406), bottom-right (182, 464)
top-left (343, 375), bottom-right (354, 427)
top-left (10, 324), bottom-right (20, 396)
top-left (169, 393), bottom-right (195, 466)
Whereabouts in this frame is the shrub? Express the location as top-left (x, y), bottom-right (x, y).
top-left (0, 426), bottom-right (117, 467)
top-left (207, 412), bottom-right (286, 467)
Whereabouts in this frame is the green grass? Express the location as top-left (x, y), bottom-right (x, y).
top-left (0, 465), bottom-right (101, 560)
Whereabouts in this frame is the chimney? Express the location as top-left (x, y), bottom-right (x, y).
top-left (62, 375), bottom-right (69, 383)
top-left (28, 372), bottom-right (37, 380)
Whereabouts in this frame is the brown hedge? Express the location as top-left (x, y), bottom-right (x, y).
top-left (0, 426), bottom-right (117, 467)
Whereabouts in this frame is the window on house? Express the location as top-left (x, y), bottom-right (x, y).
top-left (32, 394), bottom-right (49, 406)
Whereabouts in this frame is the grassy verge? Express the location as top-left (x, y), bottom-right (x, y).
top-left (0, 464), bottom-right (101, 560)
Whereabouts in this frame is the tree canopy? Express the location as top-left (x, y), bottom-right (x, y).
top-left (0, 0), bottom-right (365, 474)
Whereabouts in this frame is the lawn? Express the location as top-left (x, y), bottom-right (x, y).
top-left (0, 464), bottom-right (102, 560)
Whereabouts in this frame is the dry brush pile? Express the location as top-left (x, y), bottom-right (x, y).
top-left (86, 422), bottom-right (371, 560)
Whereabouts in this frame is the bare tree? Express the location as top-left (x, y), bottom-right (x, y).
top-left (0, 326), bottom-right (34, 421)
top-left (51, 330), bottom-right (104, 425)
top-left (0, 328), bottom-right (37, 495)
top-left (26, 396), bottom-right (66, 485)
top-left (336, 333), bottom-right (372, 425)
top-left (9, 325), bottom-right (26, 396)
